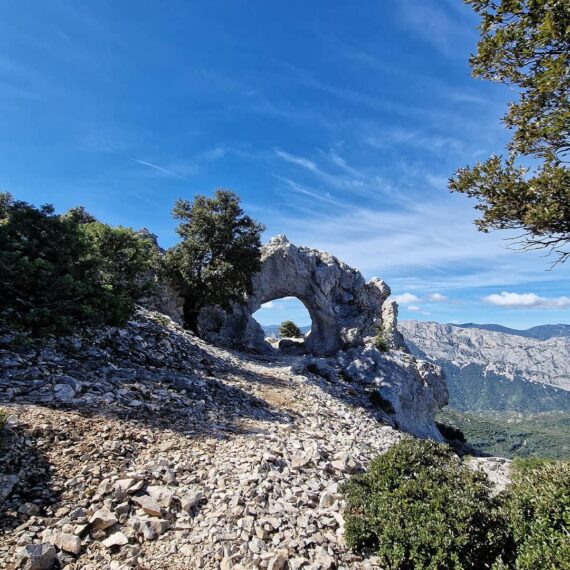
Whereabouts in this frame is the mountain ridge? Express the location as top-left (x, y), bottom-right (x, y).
top-left (454, 322), bottom-right (570, 340)
top-left (399, 320), bottom-right (570, 413)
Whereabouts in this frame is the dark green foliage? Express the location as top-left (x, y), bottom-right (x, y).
top-left (279, 320), bottom-right (303, 338)
top-left (437, 409), bottom-right (570, 460)
top-left (436, 421), bottom-right (467, 443)
top-left (374, 329), bottom-right (389, 352)
top-left (341, 439), bottom-right (506, 569)
top-left (502, 458), bottom-right (570, 569)
top-left (369, 391), bottom-right (396, 415)
top-left (80, 222), bottom-right (158, 324)
top-left (165, 190), bottom-right (264, 329)
top-left (450, 0), bottom-right (570, 264)
top-left (0, 193), bottom-right (156, 336)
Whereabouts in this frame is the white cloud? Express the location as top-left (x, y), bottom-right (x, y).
top-left (399, 0), bottom-right (473, 59)
top-left (483, 292), bottom-right (570, 309)
top-left (260, 301), bottom-right (275, 309)
top-left (407, 305), bottom-right (421, 312)
top-left (274, 149), bottom-right (318, 172)
top-left (259, 143), bottom-right (570, 306)
top-left (392, 293), bottom-right (420, 304)
top-left (428, 293), bottom-right (448, 302)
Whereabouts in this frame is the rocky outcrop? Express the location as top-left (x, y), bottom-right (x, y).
top-left (198, 236), bottom-right (402, 356)
top-left (292, 347), bottom-right (447, 441)
top-left (138, 236), bottom-right (447, 438)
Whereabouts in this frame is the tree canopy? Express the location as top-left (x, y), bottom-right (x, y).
top-left (166, 189), bottom-right (265, 329)
top-left (450, 0), bottom-right (570, 264)
top-left (0, 193), bottom-right (156, 336)
top-left (279, 320), bottom-right (303, 338)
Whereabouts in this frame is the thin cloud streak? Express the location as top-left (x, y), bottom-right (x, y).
top-left (135, 159), bottom-right (188, 180)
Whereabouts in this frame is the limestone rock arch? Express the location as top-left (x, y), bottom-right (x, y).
top-left (197, 235), bottom-right (402, 356)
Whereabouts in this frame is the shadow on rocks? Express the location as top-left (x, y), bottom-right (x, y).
top-left (0, 419), bottom-right (61, 538)
top-left (0, 316), bottom-right (293, 440)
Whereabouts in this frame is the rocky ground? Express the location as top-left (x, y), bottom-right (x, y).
top-left (0, 310), bottom-right (413, 570)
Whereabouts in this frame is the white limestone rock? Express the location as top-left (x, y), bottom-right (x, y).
top-left (198, 236), bottom-right (399, 356)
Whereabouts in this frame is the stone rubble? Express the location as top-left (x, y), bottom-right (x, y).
top-left (0, 309), bottom-right (495, 569)
top-left (0, 309), bottom-right (408, 569)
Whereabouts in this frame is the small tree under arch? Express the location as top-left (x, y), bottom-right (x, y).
top-left (279, 320), bottom-right (303, 338)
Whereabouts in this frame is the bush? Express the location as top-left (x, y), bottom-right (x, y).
top-left (374, 329), bottom-right (389, 352)
top-left (501, 458), bottom-right (570, 569)
top-left (165, 189), bottom-right (264, 330)
top-left (0, 193), bottom-right (156, 336)
top-left (341, 439), bottom-right (506, 569)
top-left (279, 320), bottom-right (302, 338)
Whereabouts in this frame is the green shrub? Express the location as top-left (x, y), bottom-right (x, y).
top-left (165, 189), bottom-right (264, 330)
top-left (374, 329), bottom-right (389, 352)
top-left (0, 193), bottom-right (156, 336)
top-left (341, 439), bottom-right (506, 569)
top-left (279, 320), bottom-right (302, 338)
top-left (501, 458), bottom-right (570, 569)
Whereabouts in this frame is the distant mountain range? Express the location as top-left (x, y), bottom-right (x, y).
top-left (399, 320), bottom-right (570, 414)
top-left (456, 322), bottom-right (570, 340)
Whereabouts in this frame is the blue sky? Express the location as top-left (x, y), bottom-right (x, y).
top-left (1, 0), bottom-right (568, 329)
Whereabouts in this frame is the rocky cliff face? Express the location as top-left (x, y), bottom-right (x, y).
top-left (399, 320), bottom-right (570, 413)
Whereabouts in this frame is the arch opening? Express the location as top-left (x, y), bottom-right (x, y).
top-left (252, 296), bottom-right (313, 354)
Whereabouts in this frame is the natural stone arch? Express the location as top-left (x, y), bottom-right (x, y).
top-left (197, 235), bottom-right (402, 356)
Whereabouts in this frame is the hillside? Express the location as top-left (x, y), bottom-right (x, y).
top-left (399, 320), bottom-right (570, 413)
top-left (437, 409), bottom-right (570, 460)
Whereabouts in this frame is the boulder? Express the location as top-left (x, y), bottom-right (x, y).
top-left (102, 531), bottom-right (129, 548)
top-left (337, 346), bottom-right (448, 440)
top-left (17, 543), bottom-right (56, 570)
top-left (89, 506), bottom-right (118, 530)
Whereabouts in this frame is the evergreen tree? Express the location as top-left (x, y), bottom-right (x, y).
top-left (450, 0), bottom-right (570, 264)
top-left (279, 320), bottom-right (303, 338)
top-left (166, 189), bottom-right (264, 329)
top-left (0, 193), bottom-right (156, 336)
